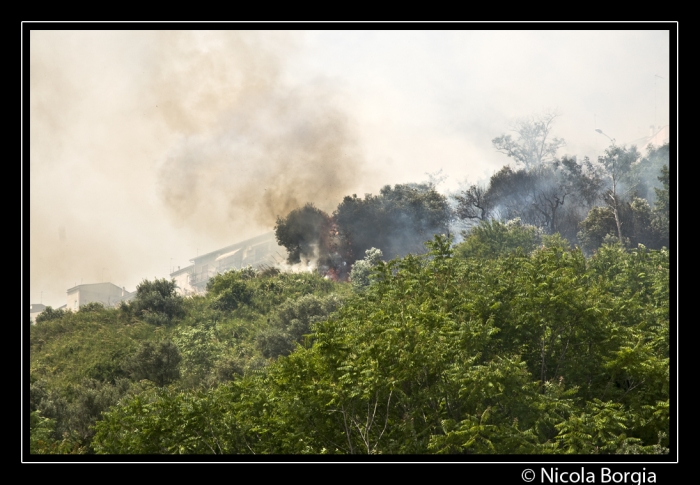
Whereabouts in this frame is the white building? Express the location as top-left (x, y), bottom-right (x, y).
top-left (170, 264), bottom-right (196, 297)
top-left (29, 303), bottom-right (46, 324)
top-left (65, 282), bottom-right (135, 311)
top-left (171, 232), bottom-right (287, 294)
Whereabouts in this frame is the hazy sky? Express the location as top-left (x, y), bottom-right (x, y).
top-left (27, 28), bottom-right (672, 308)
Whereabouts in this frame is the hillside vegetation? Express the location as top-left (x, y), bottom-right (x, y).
top-left (29, 122), bottom-right (671, 455)
top-left (29, 233), bottom-right (669, 455)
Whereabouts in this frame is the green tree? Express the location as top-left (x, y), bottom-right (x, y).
top-left (30, 378), bottom-right (68, 439)
top-left (349, 247), bottom-right (383, 291)
top-left (92, 385), bottom-right (246, 454)
top-left (29, 410), bottom-right (85, 454)
top-left (29, 410), bottom-right (57, 454)
top-left (257, 293), bottom-right (343, 359)
top-left (626, 143), bottom-right (670, 204)
top-left (35, 306), bottom-right (67, 324)
top-left (479, 156), bottom-right (602, 241)
top-left (334, 183), bottom-right (451, 263)
top-left (86, 235), bottom-right (668, 455)
top-left (123, 341), bottom-right (182, 387)
top-left (577, 206), bottom-right (620, 253)
top-left (452, 184), bottom-right (493, 225)
top-left (64, 377), bottom-right (131, 444)
top-left (275, 203), bottom-right (335, 265)
top-left (172, 324), bottom-right (224, 385)
top-left (652, 164), bottom-right (670, 247)
top-left (126, 278), bottom-right (184, 326)
top-left (577, 196), bottom-right (663, 253)
top-left (598, 144), bottom-right (641, 244)
top-left (455, 218), bottom-right (540, 260)
top-left (206, 269), bottom-right (254, 312)
top-left (654, 165), bottom-right (670, 217)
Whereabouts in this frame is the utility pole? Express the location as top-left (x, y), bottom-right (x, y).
top-left (595, 129), bottom-right (615, 146)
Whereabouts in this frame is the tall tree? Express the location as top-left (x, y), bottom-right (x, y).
top-left (492, 110), bottom-right (566, 170)
top-left (627, 143), bottom-right (670, 205)
top-left (452, 184), bottom-right (493, 225)
top-left (274, 203), bottom-right (335, 266)
top-left (577, 195), bottom-right (664, 253)
top-left (454, 219), bottom-right (540, 260)
top-left (126, 278), bottom-right (184, 326)
top-left (653, 164), bottom-right (670, 247)
top-left (334, 183), bottom-right (451, 263)
top-left (480, 157), bottom-right (602, 242)
top-left (598, 144), bottom-right (641, 245)
top-left (349, 247), bottom-right (384, 291)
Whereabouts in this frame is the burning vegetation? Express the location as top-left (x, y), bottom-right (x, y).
top-left (274, 183), bottom-right (452, 280)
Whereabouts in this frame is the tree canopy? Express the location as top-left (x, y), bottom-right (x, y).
top-left (334, 183), bottom-right (451, 263)
top-left (491, 110), bottom-right (566, 170)
top-left (29, 113), bottom-right (671, 456)
top-left (125, 278), bottom-right (185, 326)
top-left (273, 183), bottom-right (451, 279)
top-left (274, 203), bottom-right (335, 266)
top-left (89, 236), bottom-right (669, 455)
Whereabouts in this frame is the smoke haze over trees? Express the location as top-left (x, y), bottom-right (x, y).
top-left (275, 203), bottom-right (336, 266)
top-left (273, 183), bottom-right (452, 279)
top-left (28, 30), bottom-right (371, 306)
top-left (491, 110), bottom-right (566, 170)
top-left (27, 106), bottom-right (671, 456)
top-left (27, 29), bottom-right (671, 307)
top-left (335, 184), bottom-right (452, 262)
top-left (451, 113), bottom-right (670, 254)
top-left (26, 27), bottom-right (673, 459)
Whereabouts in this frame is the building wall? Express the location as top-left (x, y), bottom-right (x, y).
top-left (216, 250), bottom-right (243, 274)
top-left (170, 265), bottom-right (197, 296)
top-left (66, 283), bottom-right (131, 310)
top-left (29, 304), bottom-right (46, 324)
top-left (189, 233), bottom-right (287, 291)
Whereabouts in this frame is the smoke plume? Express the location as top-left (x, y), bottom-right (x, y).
top-left (29, 31), bottom-right (367, 306)
top-left (153, 31), bottom-right (365, 233)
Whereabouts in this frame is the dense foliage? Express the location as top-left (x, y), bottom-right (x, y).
top-left (124, 278), bottom-right (185, 326)
top-left (334, 183), bottom-right (451, 262)
top-left (349, 247), bottom-right (383, 291)
top-left (274, 184), bottom-right (451, 279)
top-left (28, 232), bottom-right (670, 455)
top-left (456, 112), bottom-right (669, 255)
top-left (29, 269), bottom-right (349, 453)
top-left (28, 117), bottom-right (671, 456)
top-left (274, 203), bottom-right (335, 266)
top-left (454, 218), bottom-right (540, 260)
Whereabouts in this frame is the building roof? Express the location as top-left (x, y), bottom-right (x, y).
top-left (170, 264), bottom-right (194, 277)
top-left (30, 304), bottom-right (46, 312)
top-left (191, 232), bottom-right (276, 264)
top-left (66, 282), bottom-right (128, 294)
top-left (215, 248), bottom-right (242, 262)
